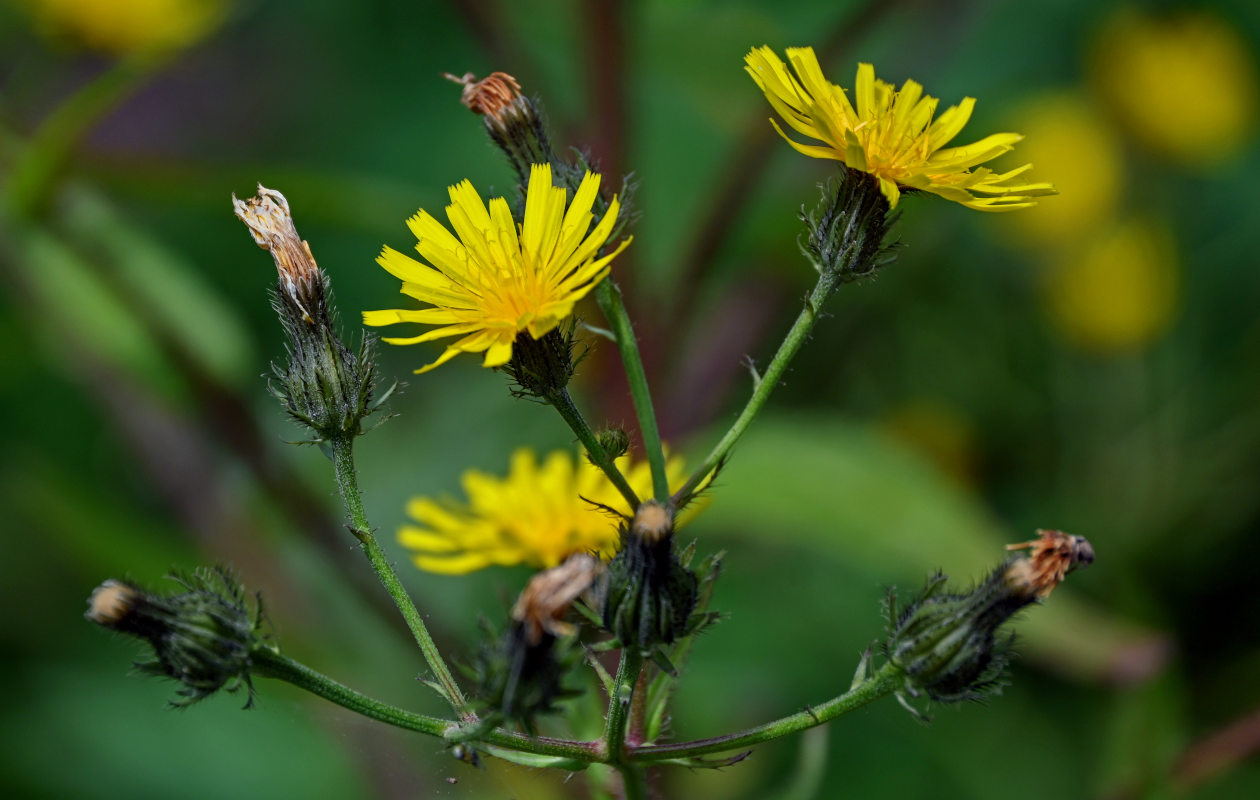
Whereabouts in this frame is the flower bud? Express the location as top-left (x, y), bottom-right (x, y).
top-left (593, 426), bottom-right (631, 462)
top-left (233, 185), bottom-right (384, 442)
top-left (885, 530), bottom-right (1094, 706)
top-left (86, 568), bottom-right (272, 708)
top-left (594, 501), bottom-right (698, 649)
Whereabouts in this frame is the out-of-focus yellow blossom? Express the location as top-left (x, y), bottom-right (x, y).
top-left (16, 0), bottom-right (226, 57)
top-left (744, 46), bottom-right (1055, 211)
top-left (1093, 9), bottom-right (1258, 167)
top-left (1004, 93), bottom-right (1124, 245)
top-left (1043, 218), bottom-right (1178, 353)
top-left (880, 401), bottom-right (977, 487)
top-left (399, 448), bottom-right (691, 575)
top-left (365, 163), bottom-right (630, 374)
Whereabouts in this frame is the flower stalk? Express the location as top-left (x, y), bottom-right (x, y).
top-left (595, 279), bottom-right (671, 504)
top-left (329, 433), bottom-right (470, 717)
top-left (544, 386), bottom-right (641, 509)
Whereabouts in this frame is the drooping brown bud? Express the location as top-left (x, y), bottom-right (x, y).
top-left (1004, 529), bottom-right (1095, 599)
top-left (443, 71), bottom-right (523, 120)
top-left (511, 553), bottom-right (603, 645)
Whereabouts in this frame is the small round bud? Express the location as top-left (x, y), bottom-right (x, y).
top-left (594, 427), bottom-right (631, 461)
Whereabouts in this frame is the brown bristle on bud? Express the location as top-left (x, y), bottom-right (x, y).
top-left (86, 579), bottom-right (140, 626)
top-left (1004, 529), bottom-right (1094, 599)
top-left (630, 500), bottom-right (673, 544)
top-left (511, 554), bottom-right (603, 646)
top-left (443, 71), bottom-right (522, 119)
top-left (233, 185), bottom-right (321, 322)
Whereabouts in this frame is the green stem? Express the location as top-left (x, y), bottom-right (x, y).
top-left (603, 647), bottom-right (644, 759)
top-left (595, 280), bottom-right (670, 503)
top-left (603, 647), bottom-right (647, 797)
top-left (254, 648), bottom-right (604, 763)
top-left (629, 661), bottom-right (902, 763)
top-left (672, 268), bottom-right (841, 506)
top-left (252, 648), bottom-right (451, 736)
top-left (4, 56), bottom-right (160, 218)
top-left (546, 386), bottom-right (641, 509)
top-left (329, 434), bottom-right (470, 717)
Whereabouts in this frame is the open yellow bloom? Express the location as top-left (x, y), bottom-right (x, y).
top-left (400, 448), bottom-right (689, 575)
top-left (745, 46), bottom-right (1055, 211)
top-left (364, 163), bottom-right (631, 373)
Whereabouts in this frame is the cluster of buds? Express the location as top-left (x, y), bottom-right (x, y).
top-left (233, 186), bottom-right (385, 443)
top-left (470, 554), bottom-right (603, 731)
top-left (594, 501), bottom-right (699, 650)
top-left (85, 568), bottom-right (272, 707)
top-left (884, 530), bottom-right (1094, 709)
top-left (802, 167), bottom-right (900, 285)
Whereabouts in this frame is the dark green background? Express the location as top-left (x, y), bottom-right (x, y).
top-left (2, 0), bottom-right (1259, 797)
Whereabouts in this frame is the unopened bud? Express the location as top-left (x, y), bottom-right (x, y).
top-left (595, 501), bottom-right (698, 648)
top-left (593, 427), bottom-right (631, 462)
top-left (86, 568), bottom-right (273, 708)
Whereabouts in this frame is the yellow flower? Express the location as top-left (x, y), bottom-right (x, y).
top-left (1003, 93), bottom-right (1124, 245)
top-left (400, 448), bottom-right (689, 575)
top-left (1092, 9), bottom-right (1258, 168)
top-left (18, 0), bottom-right (226, 57)
top-left (1043, 217), bottom-right (1178, 353)
top-left (744, 46), bottom-right (1055, 211)
top-left (364, 163), bottom-right (631, 373)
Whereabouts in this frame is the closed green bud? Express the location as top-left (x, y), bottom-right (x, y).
top-left (86, 567), bottom-right (273, 708)
top-left (593, 426), bottom-right (631, 461)
top-left (595, 501), bottom-right (698, 649)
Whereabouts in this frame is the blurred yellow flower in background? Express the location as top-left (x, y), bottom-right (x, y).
top-left (744, 46), bottom-right (1055, 210)
top-left (365, 163), bottom-right (631, 374)
top-left (1092, 8), bottom-right (1258, 167)
top-left (399, 448), bottom-right (689, 575)
top-left (1043, 217), bottom-right (1178, 353)
top-left (16, 0), bottom-right (226, 57)
top-left (879, 401), bottom-right (977, 488)
top-left (1003, 93), bottom-right (1124, 245)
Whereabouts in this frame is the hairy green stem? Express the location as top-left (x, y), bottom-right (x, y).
top-left (673, 268), bottom-right (842, 505)
top-left (253, 648), bottom-right (450, 735)
top-left (546, 386), bottom-right (641, 508)
top-left (4, 56), bottom-right (160, 217)
top-left (629, 661), bottom-right (903, 763)
top-left (329, 434), bottom-right (469, 717)
top-left (595, 280), bottom-right (670, 503)
top-left (603, 648), bottom-right (647, 797)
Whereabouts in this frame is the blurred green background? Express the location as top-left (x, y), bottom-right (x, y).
top-left (3, 0), bottom-right (1259, 797)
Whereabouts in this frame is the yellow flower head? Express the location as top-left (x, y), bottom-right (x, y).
top-left (744, 46), bottom-right (1055, 211)
top-left (364, 163), bottom-right (631, 373)
top-left (18, 0), bottom-right (226, 57)
top-left (400, 448), bottom-right (688, 575)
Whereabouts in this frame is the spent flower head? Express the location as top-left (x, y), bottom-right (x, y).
top-left (234, 185), bottom-right (383, 442)
top-left (85, 568), bottom-right (272, 708)
top-left (745, 46), bottom-right (1055, 210)
top-left (364, 163), bottom-right (631, 373)
top-left (399, 447), bottom-right (689, 575)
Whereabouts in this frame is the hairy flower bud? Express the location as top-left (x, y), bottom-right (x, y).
top-left (595, 501), bottom-right (698, 649)
top-left (86, 568), bottom-right (273, 708)
top-left (233, 185), bottom-right (386, 442)
top-left (884, 530), bottom-right (1093, 709)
